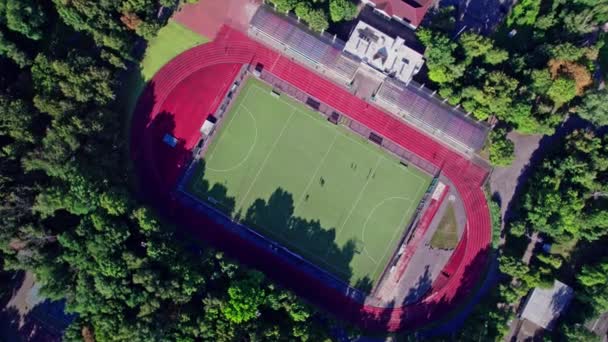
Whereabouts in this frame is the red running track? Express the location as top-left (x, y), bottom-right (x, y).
top-left (130, 26), bottom-right (491, 332)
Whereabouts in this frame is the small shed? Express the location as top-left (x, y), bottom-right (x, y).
top-left (520, 280), bottom-right (574, 331)
top-left (200, 116), bottom-right (217, 137)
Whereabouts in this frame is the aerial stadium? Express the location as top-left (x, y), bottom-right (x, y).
top-left (130, 1), bottom-right (492, 332)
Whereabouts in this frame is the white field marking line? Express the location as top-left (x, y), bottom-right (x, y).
top-left (280, 108), bottom-right (429, 260)
top-left (249, 83), bottom-right (297, 112)
top-left (292, 131), bottom-right (340, 214)
top-left (369, 173), bottom-right (428, 280)
top-left (250, 84), bottom-right (343, 145)
top-left (236, 107), bottom-right (297, 212)
top-left (337, 130), bottom-right (428, 185)
top-left (252, 83), bottom-right (297, 111)
top-left (205, 85), bottom-right (256, 163)
top-left (252, 81), bottom-right (430, 186)
top-left (253, 80), bottom-right (429, 185)
top-left (403, 167), bottom-right (427, 186)
top-left (242, 98), bottom-right (355, 281)
top-left (360, 196), bottom-right (414, 265)
top-left (324, 155), bottom-right (383, 261)
top-left (206, 104), bottom-right (259, 173)
top-left (232, 85), bottom-right (354, 278)
top-left (248, 82), bottom-right (431, 277)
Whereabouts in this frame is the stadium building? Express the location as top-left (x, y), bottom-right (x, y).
top-left (132, 1), bottom-right (493, 333)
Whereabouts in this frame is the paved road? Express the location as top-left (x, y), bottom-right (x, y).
top-left (0, 271), bottom-right (72, 342)
top-left (490, 132), bottom-right (542, 228)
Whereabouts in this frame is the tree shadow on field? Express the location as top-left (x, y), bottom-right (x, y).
top-left (354, 276), bottom-right (374, 294)
top-left (243, 188), bottom-right (360, 288)
top-left (188, 159), bottom-right (236, 217)
top-left (145, 111), bottom-right (194, 196)
top-left (188, 169), bottom-right (380, 293)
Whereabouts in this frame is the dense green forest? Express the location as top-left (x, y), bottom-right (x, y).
top-left (268, 0), bottom-right (358, 31)
top-left (447, 128), bottom-right (607, 341)
top-left (0, 1), bottom-right (339, 340)
top-left (421, 0), bottom-right (608, 166)
top-left (2, 0), bottom-right (608, 341)
top-left (420, 1), bottom-right (608, 340)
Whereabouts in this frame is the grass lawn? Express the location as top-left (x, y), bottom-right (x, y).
top-left (140, 20), bottom-right (209, 82)
top-left (121, 19), bottom-right (208, 178)
top-left (430, 204), bottom-right (459, 250)
top-left (550, 238), bottom-right (578, 258)
top-left (186, 77), bottom-right (432, 290)
top-left (121, 20), bottom-right (208, 123)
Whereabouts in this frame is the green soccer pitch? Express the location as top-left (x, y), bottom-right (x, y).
top-left (186, 77), bottom-right (432, 291)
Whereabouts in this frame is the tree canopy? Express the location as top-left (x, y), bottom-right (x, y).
top-left (1, 0), bottom-right (47, 40)
top-left (269, 0), bottom-right (357, 31)
top-left (420, 0), bottom-right (605, 135)
top-left (488, 128), bottom-right (515, 167)
top-left (577, 258), bottom-right (608, 315)
top-left (577, 88), bottom-right (608, 127)
top-left (0, 1), bottom-right (340, 340)
top-left (423, 2), bottom-right (608, 338)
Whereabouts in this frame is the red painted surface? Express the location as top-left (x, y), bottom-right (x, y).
top-left (367, 0), bottom-right (433, 27)
top-left (131, 26), bottom-right (491, 332)
top-left (131, 62), bottom-right (240, 193)
top-left (173, 0), bottom-right (260, 40)
top-left (394, 185), bottom-right (450, 283)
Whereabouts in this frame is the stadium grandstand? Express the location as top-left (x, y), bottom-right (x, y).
top-left (249, 6), bottom-right (359, 83)
top-left (249, 4), bottom-right (490, 155)
top-left (131, 22), bottom-right (493, 331)
top-left (374, 79), bottom-right (490, 152)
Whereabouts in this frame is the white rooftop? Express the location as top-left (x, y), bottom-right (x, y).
top-left (344, 21), bottom-right (424, 84)
top-left (200, 118), bottom-right (216, 137)
top-left (520, 279), bottom-right (574, 331)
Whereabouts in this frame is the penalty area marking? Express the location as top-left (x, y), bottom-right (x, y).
top-left (369, 177), bottom-right (428, 281)
top-left (205, 85), bottom-right (255, 164)
top-left (206, 104), bottom-right (259, 173)
top-left (236, 107), bottom-right (297, 212)
top-left (201, 80), bottom-right (433, 285)
top-left (360, 196), bottom-right (414, 266)
top-left (325, 155), bottom-right (383, 262)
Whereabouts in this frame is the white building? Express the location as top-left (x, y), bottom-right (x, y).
top-left (520, 280), bottom-right (574, 331)
top-left (344, 20), bottom-right (424, 84)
